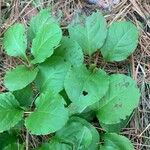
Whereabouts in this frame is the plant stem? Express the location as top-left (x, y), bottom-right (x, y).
top-left (25, 56), bottom-right (33, 68)
top-left (24, 111), bottom-right (32, 117)
top-left (26, 131), bottom-right (29, 150)
top-left (94, 51), bottom-right (99, 66)
top-left (24, 112), bottom-right (32, 114)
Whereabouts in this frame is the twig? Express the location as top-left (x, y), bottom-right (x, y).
top-left (94, 51), bottom-right (99, 66)
top-left (138, 124), bottom-right (150, 137)
top-left (131, 54), bottom-right (136, 80)
top-left (0, 0), bottom-right (33, 37)
top-left (26, 131), bottom-right (29, 150)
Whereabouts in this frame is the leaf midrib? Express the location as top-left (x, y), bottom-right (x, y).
top-left (33, 27), bottom-right (60, 55)
top-left (112, 26), bottom-right (133, 51)
top-left (12, 29), bottom-right (26, 58)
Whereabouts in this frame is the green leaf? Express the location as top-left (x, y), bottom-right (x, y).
top-left (54, 37), bottom-right (84, 66)
top-left (100, 133), bottom-right (135, 150)
top-left (68, 103), bottom-right (95, 121)
top-left (3, 143), bottom-right (24, 150)
top-left (55, 117), bottom-right (99, 150)
top-left (101, 21), bottom-right (139, 62)
top-left (72, 117), bottom-right (100, 150)
top-left (0, 93), bottom-right (24, 133)
top-left (69, 11), bottom-right (107, 55)
top-left (31, 23), bottom-right (62, 64)
top-left (28, 9), bottom-right (56, 41)
top-left (97, 74), bottom-right (140, 124)
top-left (36, 139), bottom-right (71, 150)
top-left (58, 124), bottom-right (92, 149)
top-left (0, 132), bottom-right (17, 150)
top-left (68, 103), bottom-right (84, 115)
top-left (100, 116), bottom-right (130, 133)
top-left (64, 65), bottom-right (109, 111)
top-left (4, 65), bottom-right (38, 91)
top-left (100, 113), bottom-right (133, 133)
top-left (36, 56), bottom-right (70, 93)
top-left (25, 91), bottom-right (68, 135)
top-left (13, 85), bottom-right (33, 107)
top-left (79, 108), bottom-right (96, 122)
top-left (3, 23), bottom-right (27, 60)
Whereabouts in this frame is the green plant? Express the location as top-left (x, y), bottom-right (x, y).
top-left (1, 9), bottom-right (140, 149)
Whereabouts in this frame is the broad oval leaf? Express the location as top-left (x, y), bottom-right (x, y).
top-left (56, 122), bottom-right (92, 149)
top-left (100, 116), bottom-right (130, 133)
top-left (0, 132), bottom-right (17, 150)
top-left (100, 133), bottom-right (135, 150)
top-left (31, 23), bottom-right (62, 64)
top-left (79, 108), bottom-right (96, 122)
top-left (3, 143), bottom-right (24, 150)
top-left (13, 85), bottom-right (33, 107)
top-left (28, 9), bottom-right (56, 41)
top-left (68, 103), bottom-right (95, 122)
top-left (100, 112), bottom-right (133, 133)
top-left (54, 37), bottom-right (84, 66)
top-left (0, 93), bottom-right (24, 133)
top-left (97, 74), bottom-right (140, 124)
top-left (55, 117), bottom-right (100, 150)
top-left (69, 11), bottom-right (107, 55)
top-left (36, 56), bottom-right (70, 93)
top-left (101, 21), bottom-right (139, 62)
top-left (37, 140), bottom-right (71, 150)
top-left (71, 117), bottom-right (100, 150)
top-left (3, 23), bottom-right (27, 60)
top-left (25, 92), bottom-right (68, 135)
top-left (64, 65), bottom-right (109, 111)
top-left (4, 65), bottom-right (39, 91)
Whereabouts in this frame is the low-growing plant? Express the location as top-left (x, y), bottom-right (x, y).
top-left (1, 9), bottom-right (140, 149)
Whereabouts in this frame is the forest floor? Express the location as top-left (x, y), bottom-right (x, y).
top-left (0, 0), bottom-right (150, 150)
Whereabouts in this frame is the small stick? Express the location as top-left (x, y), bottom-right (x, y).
top-left (94, 51), bottom-right (99, 66)
top-left (26, 131), bottom-right (29, 150)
